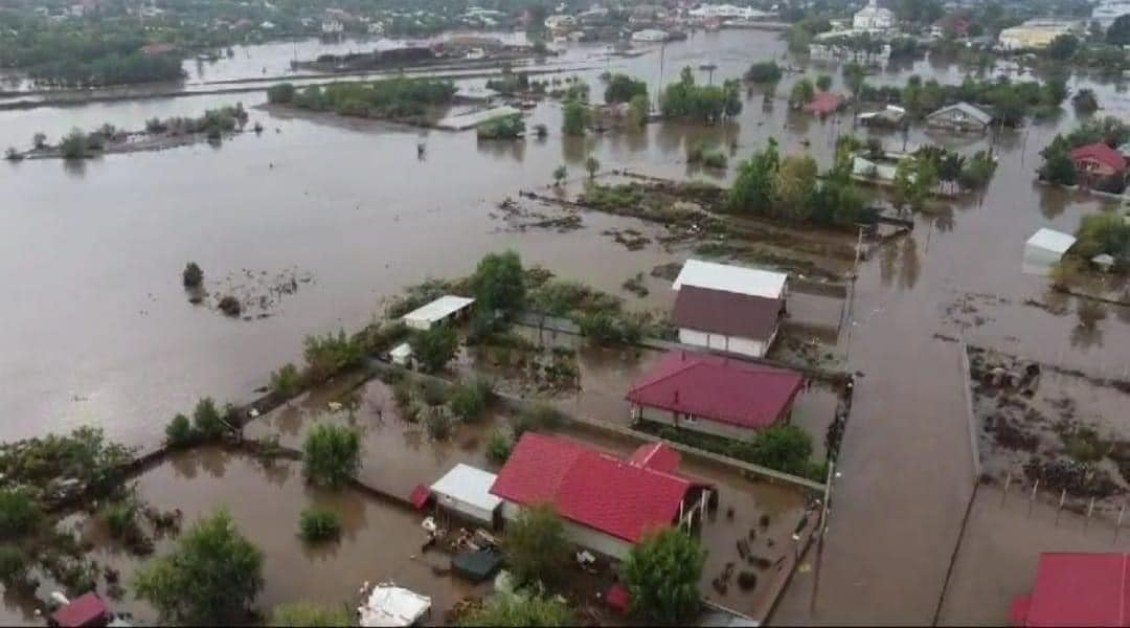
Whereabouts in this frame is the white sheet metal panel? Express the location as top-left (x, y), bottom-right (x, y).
top-left (672, 259), bottom-right (787, 299)
top-left (1023, 228), bottom-right (1077, 275)
top-left (401, 295), bottom-right (475, 330)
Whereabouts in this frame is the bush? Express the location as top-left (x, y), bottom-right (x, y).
top-left (165, 414), bottom-right (196, 448)
top-left (267, 83), bottom-right (297, 104)
top-left (193, 398), bottom-right (227, 441)
top-left (270, 363), bottom-right (301, 397)
top-left (271, 602), bottom-right (353, 626)
top-left (218, 295), bottom-right (241, 317)
top-left (750, 424), bottom-right (813, 477)
top-left (424, 406), bottom-right (455, 441)
top-left (0, 490), bottom-right (43, 540)
top-left (486, 429), bottom-right (514, 464)
top-left (0, 546), bottom-right (28, 585)
top-left (513, 402), bottom-right (564, 438)
top-left (303, 424), bottom-right (361, 489)
top-left (182, 262), bottom-right (203, 288)
top-left (745, 61), bottom-right (782, 84)
top-left (60, 129), bottom-right (89, 160)
top-left (449, 379), bottom-right (491, 422)
top-left (104, 499), bottom-right (140, 540)
top-left (477, 113), bottom-right (526, 140)
top-left (298, 507), bottom-right (342, 543)
top-left (303, 330), bottom-right (363, 383)
top-left (409, 326), bottom-right (459, 374)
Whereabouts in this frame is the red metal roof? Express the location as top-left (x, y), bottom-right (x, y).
top-left (804, 91), bottom-right (842, 115)
top-left (1015, 553), bottom-right (1130, 626)
top-left (1071, 143), bottom-right (1127, 172)
top-left (672, 285), bottom-right (783, 342)
top-left (627, 351), bottom-right (804, 430)
top-left (490, 433), bottom-right (691, 543)
top-left (627, 442), bottom-right (681, 473)
top-left (51, 592), bottom-right (109, 628)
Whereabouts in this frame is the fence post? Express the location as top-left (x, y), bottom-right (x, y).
top-left (1001, 472), bottom-right (1012, 506)
top-left (1056, 489), bottom-right (1066, 526)
top-left (1117, 505), bottom-right (1125, 542)
top-left (1086, 497), bottom-right (1096, 530)
top-left (1028, 480), bottom-right (1039, 517)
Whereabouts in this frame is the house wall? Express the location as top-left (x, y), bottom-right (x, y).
top-left (436, 493), bottom-right (496, 526)
top-left (1074, 157), bottom-right (1119, 179)
top-left (678, 328), bottom-right (768, 358)
top-left (499, 502), bottom-right (634, 560)
top-left (637, 405), bottom-right (758, 441)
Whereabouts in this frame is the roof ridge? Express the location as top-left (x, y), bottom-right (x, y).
top-left (630, 357), bottom-right (706, 393)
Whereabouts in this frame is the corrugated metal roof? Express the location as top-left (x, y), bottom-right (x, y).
top-left (672, 259), bottom-right (787, 299)
top-left (1016, 553), bottom-right (1130, 627)
top-left (673, 285), bottom-right (783, 341)
top-left (431, 463), bottom-right (502, 513)
top-left (401, 295), bottom-right (474, 328)
top-left (928, 101), bottom-right (993, 125)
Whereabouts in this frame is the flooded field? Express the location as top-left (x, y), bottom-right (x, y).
top-left (7, 25), bottom-right (1130, 625)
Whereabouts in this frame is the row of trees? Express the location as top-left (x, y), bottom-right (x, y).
top-left (659, 67), bottom-right (742, 125)
top-left (858, 74), bottom-right (1066, 126)
top-left (267, 78), bottom-right (457, 121)
top-left (727, 138), bottom-right (871, 227)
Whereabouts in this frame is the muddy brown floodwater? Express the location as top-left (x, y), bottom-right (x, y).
top-left (7, 26), bottom-right (1130, 624)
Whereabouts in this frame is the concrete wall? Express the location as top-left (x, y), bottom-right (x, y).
top-left (678, 328), bottom-right (767, 358)
top-left (500, 501), bottom-right (634, 561)
top-left (638, 405), bottom-right (757, 442)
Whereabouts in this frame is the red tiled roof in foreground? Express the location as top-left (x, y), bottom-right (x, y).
top-left (51, 592), bottom-right (109, 628)
top-left (490, 433), bottom-right (691, 543)
top-left (1012, 553), bottom-right (1130, 627)
top-left (1071, 142), bottom-right (1127, 173)
top-left (804, 91), bottom-right (843, 115)
top-left (627, 351), bottom-right (804, 430)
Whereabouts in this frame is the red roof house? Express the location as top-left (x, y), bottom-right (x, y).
top-left (1012, 552), bottom-right (1130, 627)
top-left (490, 433), bottom-right (708, 559)
top-left (627, 350), bottom-right (805, 440)
top-left (49, 592), bottom-right (110, 628)
top-left (804, 91), bottom-right (843, 116)
top-left (1071, 143), bottom-right (1127, 183)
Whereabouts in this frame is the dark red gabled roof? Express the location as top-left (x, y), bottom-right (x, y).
top-left (51, 592), bottom-right (109, 628)
top-left (1071, 142), bottom-right (1126, 172)
top-left (804, 91), bottom-right (843, 115)
top-left (490, 433), bottom-right (690, 543)
top-left (627, 351), bottom-right (804, 430)
top-left (672, 285), bottom-right (782, 341)
top-left (1014, 553), bottom-right (1130, 627)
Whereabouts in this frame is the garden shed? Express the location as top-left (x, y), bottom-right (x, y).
top-left (1023, 228), bottom-right (1076, 275)
top-left (430, 463), bottom-right (502, 526)
top-left (401, 295), bottom-right (474, 330)
top-left (358, 583), bottom-right (431, 627)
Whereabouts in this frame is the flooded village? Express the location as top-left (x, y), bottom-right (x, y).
top-left (5, 0), bottom-right (1130, 626)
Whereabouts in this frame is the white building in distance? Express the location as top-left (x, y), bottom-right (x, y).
top-left (853, 0), bottom-right (895, 32)
top-left (688, 4), bottom-right (769, 20)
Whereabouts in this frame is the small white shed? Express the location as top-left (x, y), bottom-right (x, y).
top-left (358, 583), bottom-right (431, 627)
top-left (1023, 228), bottom-right (1076, 275)
top-left (390, 343), bottom-right (413, 367)
top-left (430, 463), bottom-right (502, 525)
top-left (401, 295), bottom-right (475, 331)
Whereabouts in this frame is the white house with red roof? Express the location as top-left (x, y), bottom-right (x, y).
top-left (627, 350), bottom-right (805, 441)
top-left (489, 433), bottom-right (711, 560)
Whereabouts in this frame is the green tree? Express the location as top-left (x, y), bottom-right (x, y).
top-left (302, 424), bottom-right (361, 489)
top-left (448, 379), bottom-right (490, 422)
top-left (1075, 212), bottom-right (1130, 260)
top-left (1039, 136), bottom-right (1078, 186)
top-left (192, 397), bottom-right (228, 441)
top-left (893, 157), bottom-right (937, 213)
top-left (628, 94), bottom-right (650, 130)
top-left (816, 74), bottom-right (833, 92)
top-left (503, 504), bottom-right (570, 587)
top-left (59, 129), bottom-right (89, 160)
top-left (624, 527), bottom-right (705, 624)
top-left (32, 132), bottom-right (46, 150)
top-left (266, 83), bottom-right (296, 104)
top-left (744, 61), bottom-right (782, 84)
top-left (585, 156), bottom-right (600, 180)
top-left (0, 490), bottom-right (42, 540)
top-left (562, 99), bottom-right (588, 136)
top-left (842, 62), bottom-right (868, 100)
top-left (1046, 34), bottom-right (1080, 62)
top-left (789, 78), bottom-right (815, 108)
top-left (1109, 14), bottom-right (1130, 46)
top-left (270, 363), bottom-right (301, 397)
top-left (728, 138), bottom-right (780, 213)
top-left (270, 602), bottom-right (353, 626)
top-left (165, 414), bottom-right (196, 448)
top-left (459, 594), bottom-right (574, 626)
top-left (1043, 73), bottom-right (1069, 107)
top-left (552, 164), bottom-right (568, 186)
top-left (773, 154), bottom-right (819, 222)
top-left (603, 73), bottom-right (647, 104)
top-left (182, 262), bottom-right (203, 288)
top-left (486, 429), bottom-right (514, 464)
top-left (1073, 88), bottom-right (1100, 115)
top-left (471, 250), bottom-right (526, 316)
top-left (409, 325), bottom-right (459, 373)
top-left (134, 509), bottom-right (264, 625)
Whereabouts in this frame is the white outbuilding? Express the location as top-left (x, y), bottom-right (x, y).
top-left (430, 463), bottom-right (502, 526)
top-left (1023, 228), bottom-right (1077, 275)
top-left (358, 583), bottom-right (431, 627)
top-left (400, 295), bottom-right (474, 330)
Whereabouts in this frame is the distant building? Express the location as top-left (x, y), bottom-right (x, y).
top-left (1092, 0), bottom-right (1130, 27)
top-left (924, 102), bottom-right (992, 133)
top-left (1012, 553), bottom-right (1130, 626)
top-left (627, 350), bottom-right (806, 441)
top-left (688, 3), bottom-right (769, 21)
top-left (544, 14), bottom-right (576, 31)
top-left (631, 28), bottom-right (670, 42)
top-left (490, 433), bottom-right (713, 560)
top-left (998, 20), bottom-right (1081, 51)
top-left (852, 0), bottom-right (895, 32)
top-left (322, 18), bottom-right (344, 36)
top-left (804, 91), bottom-right (845, 116)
